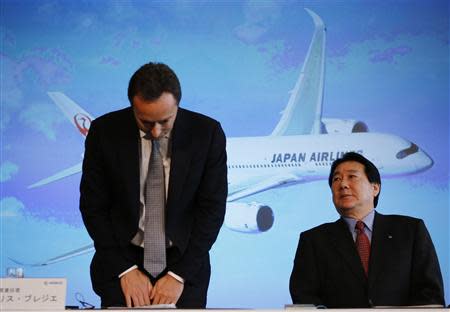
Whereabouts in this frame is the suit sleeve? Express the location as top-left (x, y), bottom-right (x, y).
top-left (79, 120), bottom-right (134, 277)
top-left (409, 219), bottom-right (445, 306)
top-left (170, 121), bottom-right (227, 281)
top-left (289, 232), bottom-right (323, 306)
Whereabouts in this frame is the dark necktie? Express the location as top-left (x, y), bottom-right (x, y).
top-left (355, 220), bottom-right (370, 276)
top-left (143, 139), bottom-right (166, 277)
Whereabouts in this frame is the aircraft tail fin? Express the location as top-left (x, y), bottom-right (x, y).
top-left (271, 8), bottom-right (326, 136)
top-left (47, 92), bottom-right (93, 137)
top-left (27, 92), bottom-right (91, 189)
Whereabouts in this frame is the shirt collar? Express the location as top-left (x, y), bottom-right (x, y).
top-left (342, 209), bottom-right (375, 233)
top-left (139, 130), bottom-right (171, 158)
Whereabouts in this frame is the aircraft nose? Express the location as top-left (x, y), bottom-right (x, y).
top-left (395, 141), bottom-right (433, 173)
top-left (416, 149), bottom-right (434, 171)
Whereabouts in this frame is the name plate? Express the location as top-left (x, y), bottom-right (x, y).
top-left (0, 278), bottom-right (66, 310)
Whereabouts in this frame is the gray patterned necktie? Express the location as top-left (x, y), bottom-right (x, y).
top-left (143, 139), bottom-right (166, 277)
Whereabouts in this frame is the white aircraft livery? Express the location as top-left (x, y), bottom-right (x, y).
top-left (24, 8), bottom-right (433, 266)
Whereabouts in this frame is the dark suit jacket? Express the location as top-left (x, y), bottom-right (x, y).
top-left (289, 212), bottom-right (445, 308)
top-left (80, 106), bottom-right (227, 285)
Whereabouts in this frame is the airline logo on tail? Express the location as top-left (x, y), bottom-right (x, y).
top-left (74, 113), bottom-right (91, 136)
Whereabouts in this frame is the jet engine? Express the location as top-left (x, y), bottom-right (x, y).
top-left (321, 118), bottom-right (368, 134)
top-left (224, 202), bottom-right (274, 233)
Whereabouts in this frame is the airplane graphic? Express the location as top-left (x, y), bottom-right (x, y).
top-left (23, 9), bottom-right (433, 266)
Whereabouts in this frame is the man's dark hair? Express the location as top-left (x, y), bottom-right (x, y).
top-left (127, 62), bottom-right (182, 105)
top-left (328, 152), bottom-right (381, 208)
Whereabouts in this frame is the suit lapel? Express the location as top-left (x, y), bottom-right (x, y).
top-left (116, 108), bottom-right (140, 214)
top-left (166, 108), bottom-right (192, 211)
top-left (368, 212), bottom-right (392, 289)
top-left (329, 218), bottom-right (368, 285)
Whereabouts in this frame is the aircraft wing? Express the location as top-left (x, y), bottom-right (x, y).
top-left (28, 162), bottom-right (82, 189)
top-left (227, 173), bottom-right (303, 202)
top-left (9, 244), bottom-right (94, 267)
top-left (270, 8), bottom-right (326, 136)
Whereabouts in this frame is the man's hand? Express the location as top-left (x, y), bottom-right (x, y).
top-left (120, 269), bottom-right (153, 307)
top-left (150, 274), bottom-right (184, 305)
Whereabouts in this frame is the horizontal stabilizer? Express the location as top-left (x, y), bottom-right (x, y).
top-left (9, 244), bottom-right (94, 266)
top-left (28, 162), bottom-right (82, 189)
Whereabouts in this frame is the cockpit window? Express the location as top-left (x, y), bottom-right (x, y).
top-left (396, 143), bottom-right (419, 159)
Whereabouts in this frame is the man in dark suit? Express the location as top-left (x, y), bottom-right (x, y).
top-left (289, 152), bottom-right (444, 308)
top-left (80, 62), bottom-right (227, 308)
